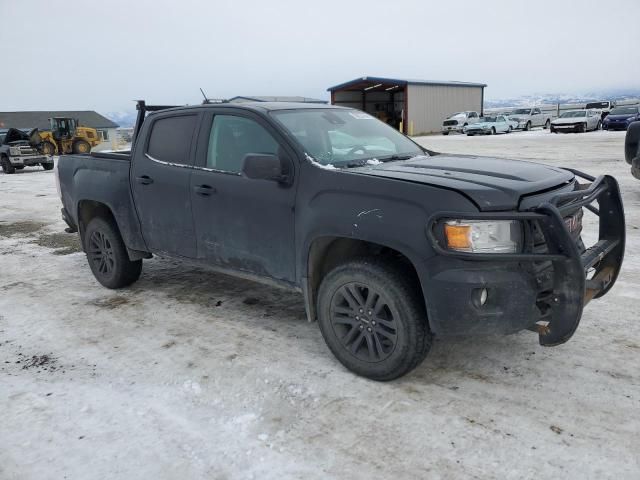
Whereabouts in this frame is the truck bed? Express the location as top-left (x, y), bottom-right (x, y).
top-left (57, 152), bottom-right (147, 253)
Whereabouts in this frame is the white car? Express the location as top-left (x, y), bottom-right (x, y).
top-left (464, 115), bottom-right (512, 135)
top-left (507, 108), bottom-right (552, 131)
top-left (550, 110), bottom-right (602, 133)
top-left (441, 111), bottom-right (480, 135)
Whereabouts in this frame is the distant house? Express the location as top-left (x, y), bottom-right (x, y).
top-left (228, 95), bottom-right (327, 104)
top-left (0, 110), bottom-right (119, 151)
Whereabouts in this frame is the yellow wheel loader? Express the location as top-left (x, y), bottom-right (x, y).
top-left (39, 117), bottom-right (100, 155)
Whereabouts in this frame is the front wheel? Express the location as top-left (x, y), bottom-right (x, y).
top-left (544, 119), bottom-right (550, 129)
top-left (442, 131), bottom-right (449, 136)
top-left (41, 141), bottom-right (56, 156)
top-left (84, 217), bottom-right (142, 289)
top-left (490, 127), bottom-right (496, 135)
top-left (73, 140), bottom-right (91, 154)
top-left (524, 121), bottom-right (531, 131)
top-left (1, 156), bottom-right (15, 174)
top-left (42, 162), bottom-right (54, 171)
top-left (596, 121), bottom-right (602, 131)
top-left (316, 258), bottom-right (432, 381)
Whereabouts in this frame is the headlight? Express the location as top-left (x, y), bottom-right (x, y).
top-left (443, 219), bottom-right (522, 253)
top-left (9, 147), bottom-right (20, 155)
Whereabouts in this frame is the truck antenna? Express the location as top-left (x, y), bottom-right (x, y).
top-left (200, 88), bottom-right (210, 104)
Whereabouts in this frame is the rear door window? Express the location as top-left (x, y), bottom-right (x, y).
top-left (147, 115), bottom-right (198, 165)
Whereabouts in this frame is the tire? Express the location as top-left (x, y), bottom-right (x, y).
top-left (42, 162), bottom-right (54, 171)
top-left (625, 122), bottom-right (640, 164)
top-left (41, 141), bottom-right (56, 156)
top-left (442, 132), bottom-right (449, 135)
top-left (84, 217), bottom-right (142, 289)
top-left (581, 123), bottom-right (587, 133)
top-left (490, 127), bottom-right (496, 135)
top-left (544, 119), bottom-right (550, 129)
top-left (72, 140), bottom-right (91, 154)
top-left (1, 156), bottom-right (15, 174)
top-left (507, 126), bottom-right (512, 133)
top-left (316, 257), bottom-right (432, 381)
top-left (596, 121), bottom-right (602, 131)
top-left (524, 121), bottom-right (531, 131)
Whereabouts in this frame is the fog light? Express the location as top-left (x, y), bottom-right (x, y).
top-left (480, 288), bottom-right (488, 306)
top-left (472, 288), bottom-right (489, 308)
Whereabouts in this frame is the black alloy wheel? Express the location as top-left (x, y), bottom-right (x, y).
top-left (330, 283), bottom-right (398, 363)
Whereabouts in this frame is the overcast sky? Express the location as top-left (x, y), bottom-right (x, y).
top-left (1, 0), bottom-right (639, 113)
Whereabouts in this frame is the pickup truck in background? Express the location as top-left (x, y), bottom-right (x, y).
top-left (586, 101), bottom-right (614, 120)
top-left (441, 111), bottom-right (479, 135)
top-left (0, 128), bottom-right (53, 174)
top-left (56, 101), bottom-right (625, 380)
top-left (507, 108), bottom-right (552, 131)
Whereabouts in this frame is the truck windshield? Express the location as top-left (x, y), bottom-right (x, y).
top-left (511, 109), bottom-right (531, 115)
top-left (271, 109), bottom-right (424, 166)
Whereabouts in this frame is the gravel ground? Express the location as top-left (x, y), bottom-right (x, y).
top-left (1, 129), bottom-right (638, 479)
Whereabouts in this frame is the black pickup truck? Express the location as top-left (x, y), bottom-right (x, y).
top-left (56, 101), bottom-right (625, 380)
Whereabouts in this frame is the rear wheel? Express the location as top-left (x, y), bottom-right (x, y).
top-left (84, 217), bottom-right (142, 289)
top-left (490, 127), bottom-right (496, 135)
top-left (625, 122), bottom-right (640, 164)
top-left (524, 121), bottom-right (531, 131)
top-left (1, 156), bottom-right (15, 174)
top-left (42, 162), bottom-right (54, 171)
top-left (544, 119), bottom-right (550, 129)
top-left (596, 121), bottom-right (602, 131)
top-left (316, 258), bottom-right (432, 381)
top-left (72, 140), bottom-right (91, 154)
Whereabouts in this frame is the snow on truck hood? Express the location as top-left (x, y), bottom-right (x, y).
top-left (355, 154), bottom-right (574, 211)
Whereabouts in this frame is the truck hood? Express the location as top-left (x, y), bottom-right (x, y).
top-left (355, 154), bottom-right (574, 211)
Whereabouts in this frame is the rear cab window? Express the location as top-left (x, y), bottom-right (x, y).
top-left (147, 114), bottom-right (198, 165)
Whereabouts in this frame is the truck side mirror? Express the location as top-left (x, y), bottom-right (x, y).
top-left (241, 153), bottom-right (288, 182)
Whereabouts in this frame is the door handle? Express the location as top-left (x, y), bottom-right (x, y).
top-left (194, 184), bottom-right (216, 196)
top-left (136, 175), bottom-right (154, 185)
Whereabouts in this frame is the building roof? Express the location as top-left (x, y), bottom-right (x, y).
top-left (0, 110), bottom-right (119, 130)
top-left (228, 95), bottom-right (327, 104)
top-left (327, 76), bottom-right (487, 92)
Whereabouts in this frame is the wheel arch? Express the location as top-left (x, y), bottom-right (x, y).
top-left (76, 200), bottom-right (149, 260)
top-left (302, 235), bottom-right (425, 323)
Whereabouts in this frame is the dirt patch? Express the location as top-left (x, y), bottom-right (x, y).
top-left (32, 232), bottom-right (82, 255)
top-left (89, 296), bottom-right (130, 309)
top-left (21, 354), bottom-right (58, 372)
top-left (0, 220), bottom-right (48, 237)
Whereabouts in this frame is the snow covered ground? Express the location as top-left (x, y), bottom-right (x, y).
top-left (1, 129), bottom-right (639, 479)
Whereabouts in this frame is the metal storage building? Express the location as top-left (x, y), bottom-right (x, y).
top-left (327, 76), bottom-right (486, 135)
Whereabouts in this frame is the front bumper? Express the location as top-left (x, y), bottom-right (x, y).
top-left (465, 128), bottom-right (491, 135)
top-left (442, 125), bottom-right (464, 133)
top-left (551, 123), bottom-right (583, 133)
top-left (424, 171), bottom-right (625, 346)
top-left (9, 155), bottom-right (52, 166)
top-left (604, 122), bottom-right (631, 131)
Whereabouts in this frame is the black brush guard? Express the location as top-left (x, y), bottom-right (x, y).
top-left (428, 169), bottom-right (625, 346)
